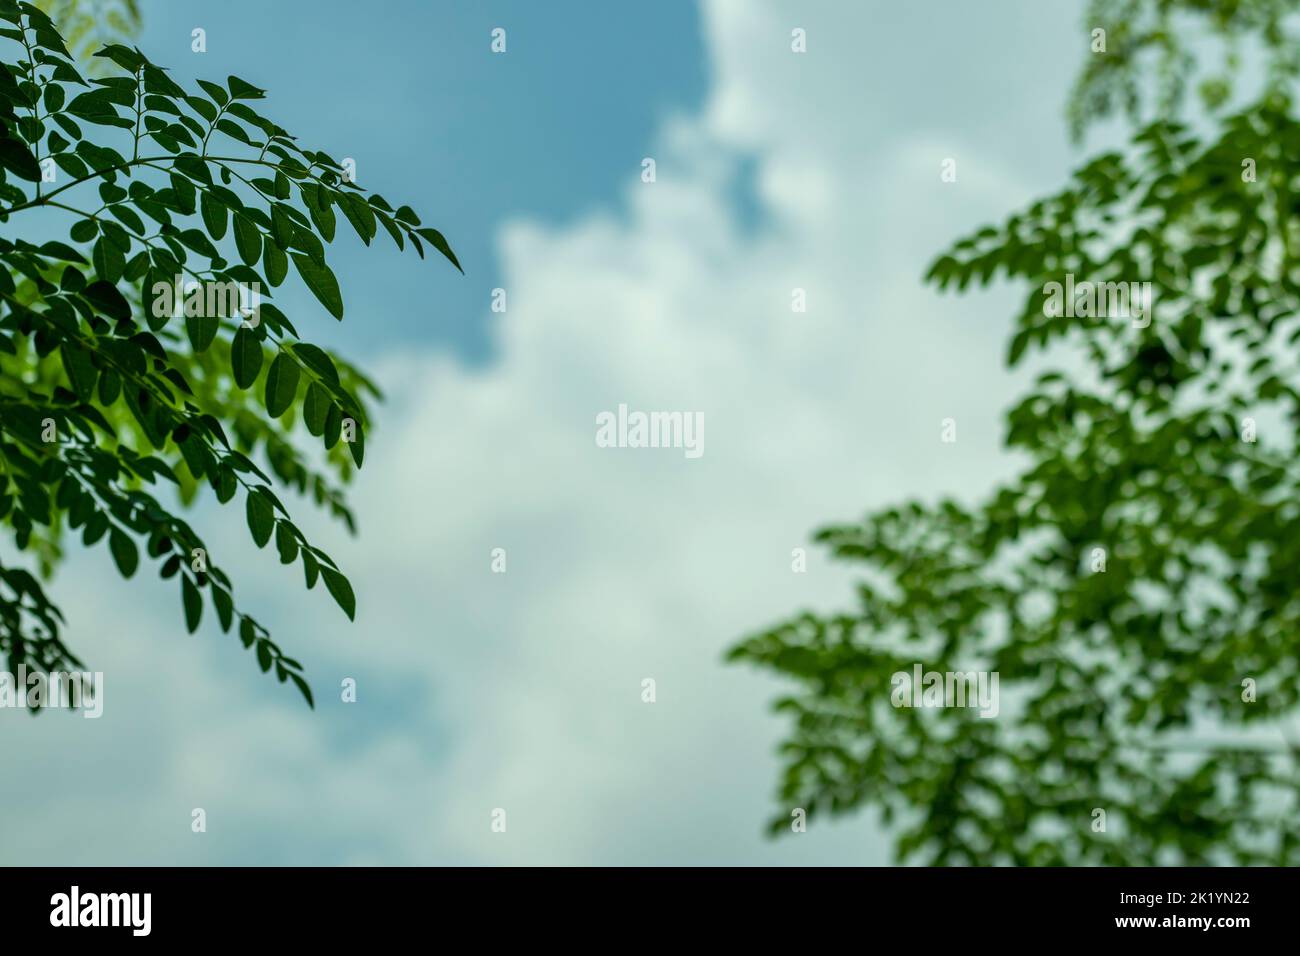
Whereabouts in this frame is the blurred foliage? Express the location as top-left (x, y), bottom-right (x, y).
top-left (36, 0), bottom-right (139, 69)
top-left (732, 8), bottom-right (1300, 864)
top-left (0, 2), bottom-right (459, 707)
top-left (1069, 0), bottom-right (1300, 139)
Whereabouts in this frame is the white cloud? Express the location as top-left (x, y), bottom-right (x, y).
top-left (1, 0), bottom-right (1080, 863)
top-left (321, 1), bottom-right (1049, 864)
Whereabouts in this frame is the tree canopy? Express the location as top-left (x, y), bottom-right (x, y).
top-left (730, 1), bottom-right (1300, 864)
top-left (0, 0), bottom-right (459, 708)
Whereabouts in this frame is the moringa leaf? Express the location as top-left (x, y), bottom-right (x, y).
top-left (263, 352), bottom-right (300, 418)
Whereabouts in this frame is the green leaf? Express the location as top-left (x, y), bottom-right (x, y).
top-left (200, 190), bottom-right (228, 240)
top-left (263, 238), bottom-right (287, 286)
top-left (94, 44), bottom-right (145, 72)
top-left (82, 280), bottom-right (131, 321)
top-left (70, 218), bottom-right (98, 243)
top-left (227, 75), bottom-right (266, 100)
top-left (338, 192), bottom-right (375, 245)
top-left (275, 522), bottom-right (299, 564)
top-left (97, 367), bottom-right (122, 405)
top-left (92, 236), bottom-right (125, 283)
top-left (308, 196), bottom-right (336, 242)
top-left (291, 252), bottom-right (343, 319)
top-left (174, 153), bottom-right (212, 184)
top-left (301, 548), bottom-right (320, 589)
top-left (197, 79), bottom-right (229, 106)
top-left (289, 672), bottom-right (315, 709)
top-left (215, 118), bottom-right (251, 145)
top-left (185, 313), bottom-right (219, 353)
top-left (415, 227), bottom-right (462, 273)
top-left (83, 512), bottom-right (109, 546)
top-left (60, 341), bottom-right (97, 401)
top-left (270, 204), bottom-right (295, 248)
top-left (108, 526), bottom-right (138, 578)
top-left (264, 352), bottom-right (300, 418)
top-left (212, 585), bottom-right (234, 632)
top-left (245, 491), bottom-right (274, 548)
top-left (107, 204), bottom-right (145, 235)
top-left (40, 240), bottom-right (86, 264)
top-left (182, 575), bottom-right (202, 633)
top-left (177, 228), bottom-right (218, 259)
top-left (1008, 329), bottom-right (1030, 366)
top-left (233, 213), bottom-right (261, 266)
top-left (323, 403), bottom-right (342, 450)
top-left (320, 567), bottom-right (356, 620)
top-left (43, 83), bottom-right (65, 113)
top-left (231, 326), bottom-right (263, 389)
top-left (292, 342), bottom-right (341, 386)
top-left (0, 138), bottom-right (40, 181)
top-left (345, 418), bottom-right (364, 468)
top-left (186, 95), bottom-right (219, 123)
top-left (303, 382), bottom-right (329, 435)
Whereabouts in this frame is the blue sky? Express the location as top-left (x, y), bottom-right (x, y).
top-left (1, 0), bottom-right (1107, 865)
top-left (138, 0), bottom-right (707, 362)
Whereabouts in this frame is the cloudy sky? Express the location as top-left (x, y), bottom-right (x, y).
top-left (2, 0), bottom-right (1098, 864)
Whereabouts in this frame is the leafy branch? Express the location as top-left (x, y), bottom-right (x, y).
top-left (0, 0), bottom-right (461, 706)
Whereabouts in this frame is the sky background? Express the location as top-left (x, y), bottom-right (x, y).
top-left (2, 0), bottom-right (1103, 864)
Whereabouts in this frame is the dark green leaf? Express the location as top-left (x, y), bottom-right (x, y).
top-left (320, 567), bottom-right (355, 620)
top-left (245, 491), bottom-right (274, 548)
top-left (233, 213), bottom-right (261, 266)
top-left (303, 382), bottom-right (329, 435)
top-left (182, 575), bottom-right (202, 633)
top-left (264, 352), bottom-right (299, 418)
top-left (109, 526), bottom-right (138, 578)
top-left (291, 252), bottom-right (343, 319)
top-left (200, 189), bottom-right (228, 240)
top-left (231, 326), bottom-right (263, 389)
